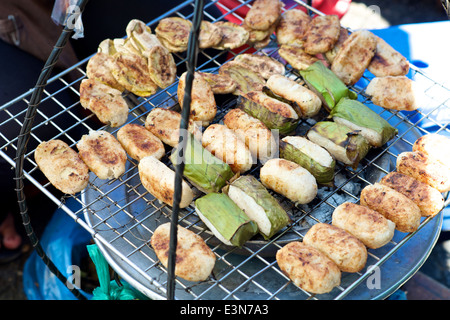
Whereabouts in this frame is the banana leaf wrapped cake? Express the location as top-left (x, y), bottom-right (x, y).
top-left (195, 193), bottom-right (259, 247)
top-left (280, 135), bottom-right (336, 186)
top-left (299, 61), bottom-right (357, 111)
top-left (237, 90), bottom-right (299, 135)
top-left (330, 98), bottom-right (398, 148)
top-left (225, 175), bottom-right (291, 240)
top-left (307, 121), bottom-right (370, 169)
top-left (170, 134), bottom-right (235, 194)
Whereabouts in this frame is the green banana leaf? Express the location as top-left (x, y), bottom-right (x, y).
top-left (170, 134), bottom-right (234, 193)
top-left (299, 61), bottom-right (357, 111)
top-left (330, 97), bottom-right (398, 147)
top-left (195, 192), bottom-right (259, 247)
top-left (237, 93), bottom-right (299, 135)
top-left (308, 121), bottom-right (370, 169)
top-left (225, 175), bottom-right (291, 240)
top-left (279, 137), bottom-right (336, 186)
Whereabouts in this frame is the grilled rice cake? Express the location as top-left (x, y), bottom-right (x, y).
top-left (35, 139), bottom-right (90, 195)
top-left (332, 202), bottom-right (395, 249)
top-left (223, 108), bottom-right (276, 161)
top-left (233, 53), bottom-right (285, 79)
top-left (151, 222), bottom-right (215, 282)
top-left (380, 171), bottom-right (444, 217)
top-left (266, 74), bottom-right (322, 118)
top-left (303, 223), bottom-right (367, 273)
top-left (213, 21), bottom-right (249, 50)
top-left (196, 72), bottom-right (237, 94)
top-left (155, 17), bottom-right (191, 52)
top-left (278, 45), bottom-right (319, 71)
top-left (276, 9), bottom-right (311, 47)
top-left (77, 130), bottom-right (127, 180)
top-left (202, 123), bottom-right (254, 174)
top-left (304, 15), bottom-right (341, 55)
top-left (276, 241), bottom-right (341, 294)
top-left (79, 78), bottom-right (129, 128)
top-left (413, 133), bottom-right (450, 169)
top-left (145, 107), bottom-right (201, 147)
top-left (117, 123), bottom-right (165, 162)
top-left (396, 151), bottom-right (450, 193)
top-left (86, 52), bottom-right (125, 92)
top-left (365, 76), bottom-right (421, 111)
top-left (260, 158), bottom-right (318, 204)
top-left (324, 27), bottom-right (349, 63)
top-left (219, 61), bottom-right (266, 95)
top-left (244, 0), bottom-right (283, 31)
top-left (360, 183), bottom-right (421, 233)
top-left (368, 36), bottom-right (409, 77)
top-left (331, 30), bottom-right (377, 85)
top-left (177, 72), bottom-right (217, 126)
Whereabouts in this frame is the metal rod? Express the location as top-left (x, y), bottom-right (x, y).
top-left (14, 0), bottom-right (90, 300)
top-left (167, 0), bottom-right (204, 300)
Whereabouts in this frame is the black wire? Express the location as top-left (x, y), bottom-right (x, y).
top-left (14, 0), bottom-right (89, 300)
top-left (166, 0), bottom-right (204, 300)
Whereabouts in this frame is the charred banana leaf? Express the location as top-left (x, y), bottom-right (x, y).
top-left (278, 45), bottom-right (319, 71)
top-left (233, 53), bottom-right (285, 79)
top-left (170, 134), bottom-right (234, 193)
top-left (237, 90), bottom-right (299, 135)
top-left (330, 98), bottom-right (398, 148)
top-left (265, 74), bottom-right (322, 119)
top-left (299, 61), bottom-right (357, 111)
top-left (195, 193), bottom-right (259, 247)
top-left (196, 72), bottom-right (237, 95)
top-left (307, 121), bottom-right (370, 169)
top-left (225, 175), bottom-right (290, 240)
top-left (280, 136), bottom-right (336, 186)
top-left (219, 61), bottom-right (266, 95)
top-left (262, 86), bottom-right (303, 118)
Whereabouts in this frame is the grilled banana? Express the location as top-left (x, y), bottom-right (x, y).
top-left (35, 140), bottom-right (89, 195)
top-left (177, 72), bottom-right (217, 126)
top-left (276, 9), bottom-right (310, 47)
top-left (304, 15), bottom-right (341, 55)
top-left (79, 78), bottom-right (129, 128)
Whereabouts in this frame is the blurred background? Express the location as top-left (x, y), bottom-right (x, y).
top-left (0, 0), bottom-right (448, 300)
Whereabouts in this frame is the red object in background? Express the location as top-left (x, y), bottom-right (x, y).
top-left (216, 0), bottom-right (352, 25)
top-left (215, 0), bottom-right (352, 58)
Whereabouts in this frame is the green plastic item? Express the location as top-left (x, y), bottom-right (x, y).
top-left (87, 244), bottom-right (148, 300)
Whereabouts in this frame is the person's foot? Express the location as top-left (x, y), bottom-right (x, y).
top-left (0, 212), bottom-right (22, 251)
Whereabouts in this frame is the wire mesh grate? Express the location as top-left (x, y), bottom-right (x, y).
top-left (1, 0), bottom-right (449, 300)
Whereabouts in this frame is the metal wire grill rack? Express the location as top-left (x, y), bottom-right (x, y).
top-left (2, 0), bottom-right (449, 300)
